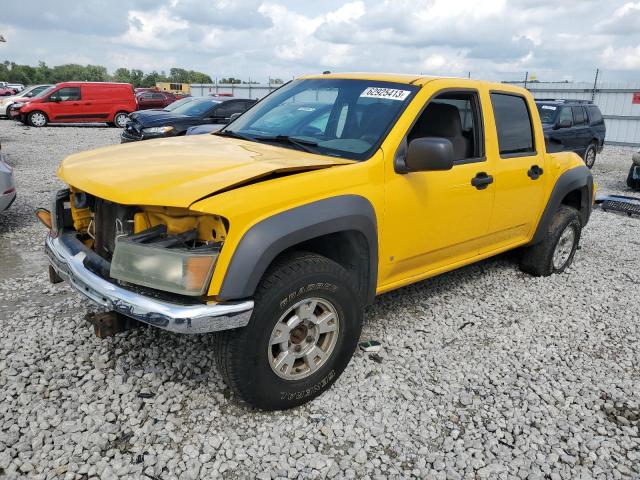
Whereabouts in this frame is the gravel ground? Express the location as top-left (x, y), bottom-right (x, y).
top-left (1, 119), bottom-right (639, 480)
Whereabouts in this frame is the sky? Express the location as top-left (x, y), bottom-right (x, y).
top-left (1, 0), bottom-right (639, 84)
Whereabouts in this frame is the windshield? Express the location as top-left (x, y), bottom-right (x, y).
top-left (16, 85), bottom-right (38, 97)
top-left (221, 78), bottom-right (419, 160)
top-left (171, 98), bottom-right (220, 116)
top-left (33, 86), bottom-right (55, 99)
top-left (164, 97), bottom-right (194, 111)
top-left (536, 103), bottom-right (559, 124)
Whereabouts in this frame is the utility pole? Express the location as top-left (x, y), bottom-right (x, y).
top-left (591, 68), bottom-right (599, 102)
top-left (524, 71), bottom-right (529, 89)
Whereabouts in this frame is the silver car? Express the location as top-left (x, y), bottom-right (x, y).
top-left (0, 84), bottom-right (52, 117)
top-left (0, 148), bottom-right (16, 212)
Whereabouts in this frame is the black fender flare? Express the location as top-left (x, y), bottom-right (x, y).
top-left (528, 165), bottom-right (593, 246)
top-left (219, 195), bottom-right (378, 303)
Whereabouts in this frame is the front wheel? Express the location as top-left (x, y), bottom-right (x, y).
top-left (520, 206), bottom-right (581, 276)
top-left (583, 142), bottom-right (597, 169)
top-left (215, 252), bottom-right (363, 410)
top-left (28, 111), bottom-right (48, 127)
top-left (113, 111), bottom-right (129, 128)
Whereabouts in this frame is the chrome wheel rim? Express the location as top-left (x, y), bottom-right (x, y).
top-left (115, 113), bottom-right (127, 128)
top-left (31, 112), bottom-right (46, 126)
top-left (552, 226), bottom-right (576, 270)
top-left (268, 297), bottom-right (340, 380)
top-left (585, 148), bottom-right (595, 167)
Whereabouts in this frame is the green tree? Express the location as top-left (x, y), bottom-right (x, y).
top-left (219, 77), bottom-right (241, 84)
top-left (0, 60), bottom-right (216, 88)
top-left (140, 70), bottom-right (168, 88)
top-left (113, 67), bottom-right (132, 83)
top-left (188, 70), bottom-right (212, 84)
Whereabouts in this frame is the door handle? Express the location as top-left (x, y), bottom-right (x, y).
top-left (471, 172), bottom-right (493, 190)
top-left (84, 102), bottom-right (92, 105)
top-left (527, 165), bottom-right (544, 180)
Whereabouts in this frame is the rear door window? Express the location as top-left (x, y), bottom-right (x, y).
top-left (587, 106), bottom-right (604, 125)
top-left (572, 106), bottom-right (587, 126)
top-left (490, 93), bottom-right (535, 157)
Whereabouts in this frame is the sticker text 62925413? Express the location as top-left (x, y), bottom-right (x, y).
top-left (360, 87), bottom-right (411, 101)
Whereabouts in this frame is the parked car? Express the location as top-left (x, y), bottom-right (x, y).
top-left (536, 99), bottom-right (606, 168)
top-left (0, 145), bottom-right (16, 213)
top-left (0, 84), bottom-right (52, 117)
top-left (7, 83), bottom-right (25, 92)
top-left (136, 90), bottom-right (177, 110)
top-left (627, 148), bottom-right (640, 191)
top-left (0, 87), bottom-right (16, 96)
top-left (121, 98), bottom-right (255, 142)
top-left (41, 73), bottom-right (594, 410)
top-left (128, 97), bottom-right (195, 123)
top-left (17, 82), bottom-right (137, 127)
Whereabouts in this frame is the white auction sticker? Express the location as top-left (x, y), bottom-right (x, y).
top-left (360, 87), bottom-right (411, 101)
top-left (541, 105), bottom-right (557, 110)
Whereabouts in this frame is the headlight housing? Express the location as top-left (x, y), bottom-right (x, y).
top-left (142, 126), bottom-right (174, 134)
top-left (110, 238), bottom-right (218, 296)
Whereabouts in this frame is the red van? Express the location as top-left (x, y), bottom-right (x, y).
top-left (18, 82), bottom-right (137, 128)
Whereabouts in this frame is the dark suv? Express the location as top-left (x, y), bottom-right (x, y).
top-left (535, 99), bottom-right (606, 168)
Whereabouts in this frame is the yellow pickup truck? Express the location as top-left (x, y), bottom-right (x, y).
top-left (40, 73), bottom-right (594, 410)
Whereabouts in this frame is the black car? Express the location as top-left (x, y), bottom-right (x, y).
top-left (535, 99), bottom-right (606, 168)
top-left (127, 96), bottom-right (195, 123)
top-left (121, 98), bottom-right (256, 143)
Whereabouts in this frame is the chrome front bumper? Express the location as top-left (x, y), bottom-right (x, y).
top-left (45, 234), bottom-right (253, 334)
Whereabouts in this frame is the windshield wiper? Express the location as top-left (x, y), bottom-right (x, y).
top-left (215, 130), bottom-right (255, 141)
top-left (253, 135), bottom-right (319, 153)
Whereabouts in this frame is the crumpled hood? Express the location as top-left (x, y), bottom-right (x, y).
top-left (58, 134), bottom-right (352, 208)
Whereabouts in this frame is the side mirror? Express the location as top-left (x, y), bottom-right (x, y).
top-left (397, 137), bottom-right (455, 173)
top-left (50, 96), bottom-right (61, 103)
top-left (556, 118), bottom-right (571, 129)
top-left (25, 92), bottom-right (33, 98)
top-left (229, 112), bottom-right (242, 123)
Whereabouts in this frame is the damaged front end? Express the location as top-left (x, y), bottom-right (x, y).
top-left (41, 188), bottom-right (253, 333)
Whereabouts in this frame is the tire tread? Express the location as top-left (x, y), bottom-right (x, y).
top-left (214, 252), bottom-right (358, 409)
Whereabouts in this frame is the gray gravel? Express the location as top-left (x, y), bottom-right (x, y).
top-left (1, 119), bottom-right (639, 479)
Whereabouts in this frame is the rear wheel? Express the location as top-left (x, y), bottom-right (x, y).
top-left (113, 111), bottom-right (129, 128)
top-left (520, 206), bottom-right (581, 276)
top-left (627, 165), bottom-right (640, 191)
top-left (27, 111), bottom-right (48, 127)
top-left (583, 142), bottom-right (597, 169)
top-left (215, 252), bottom-right (362, 410)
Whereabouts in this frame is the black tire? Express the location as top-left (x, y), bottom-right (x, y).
top-left (27, 110), bottom-right (48, 127)
top-left (112, 111), bottom-right (129, 128)
top-left (520, 206), bottom-right (581, 277)
top-left (583, 142), bottom-right (597, 169)
top-left (215, 252), bottom-right (363, 410)
top-left (627, 165), bottom-right (640, 191)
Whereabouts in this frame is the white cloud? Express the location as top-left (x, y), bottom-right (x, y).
top-left (600, 44), bottom-right (640, 70)
top-left (117, 8), bottom-right (189, 50)
top-left (1, 0), bottom-right (639, 82)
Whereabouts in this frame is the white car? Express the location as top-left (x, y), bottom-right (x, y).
top-left (0, 84), bottom-right (52, 117)
top-left (7, 83), bottom-right (25, 92)
top-left (0, 148), bottom-right (16, 213)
